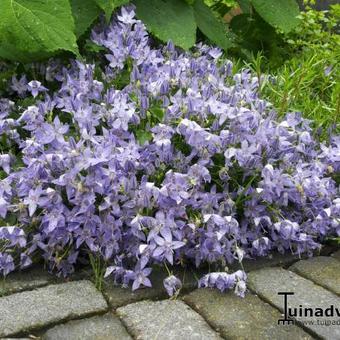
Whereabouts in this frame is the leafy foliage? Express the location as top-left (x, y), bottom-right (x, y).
top-left (251, 0), bottom-right (300, 33)
top-left (94, 0), bottom-right (129, 21)
top-left (0, 0), bottom-right (303, 62)
top-left (134, 0), bottom-right (197, 50)
top-left (71, 0), bottom-right (101, 38)
top-left (229, 11), bottom-right (283, 63)
top-left (0, 0), bottom-right (78, 62)
top-left (259, 4), bottom-right (340, 135)
top-left (194, 0), bottom-right (234, 50)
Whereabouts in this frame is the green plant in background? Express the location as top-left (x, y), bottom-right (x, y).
top-left (250, 3), bottom-right (340, 135)
top-left (0, 0), bottom-right (338, 134)
top-left (0, 0), bottom-right (79, 62)
top-left (0, 0), bottom-right (301, 63)
top-left (0, 0), bottom-right (132, 63)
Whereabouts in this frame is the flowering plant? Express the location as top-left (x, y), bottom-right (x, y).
top-left (0, 7), bottom-right (339, 298)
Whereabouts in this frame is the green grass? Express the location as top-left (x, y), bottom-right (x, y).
top-left (236, 4), bottom-right (340, 138)
top-left (260, 51), bottom-right (339, 135)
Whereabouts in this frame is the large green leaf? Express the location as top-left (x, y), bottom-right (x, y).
top-left (194, 0), bottom-right (234, 50)
top-left (71, 0), bottom-right (101, 38)
top-left (251, 0), bottom-right (300, 33)
top-left (94, 0), bottom-right (130, 22)
top-left (134, 0), bottom-right (196, 50)
top-left (238, 0), bottom-right (251, 14)
top-left (0, 0), bottom-right (78, 62)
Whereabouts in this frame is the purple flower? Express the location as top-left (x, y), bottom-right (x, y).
top-left (0, 196), bottom-right (8, 218)
top-left (11, 75), bottom-right (28, 96)
top-left (117, 7), bottom-right (137, 25)
top-left (23, 186), bottom-right (45, 217)
top-left (252, 237), bottom-right (270, 256)
top-left (27, 80), bottom-right (47, 98)
top-left (131, 262), bottom-right (152, 290)
top-left (0, 99), bottom-right (13, 119)
top-left (0, 5), bottom-right (337, 298)
top-left (324, 65), bottom-right (332, 77)
top-left (153, 227), bottom-right (185, 264)
top-left (234, 278), bottom-right (247, 298)
top-left (0, 226), bottom-right (26, 247)
top-left (0, 154), bottom-right (11, 174)
top-left (163, 275), bottom-right (182, 296)
top-left (208, 47), bottom-right (222, 59)
top-left (20, 253), bottom-right (32, 269)
top-left (0, 253), bottom-right (15, 276)
top-left (160, 171), bottom-right (191, 205)
top-left (198, 270), bottom-right (247, 295)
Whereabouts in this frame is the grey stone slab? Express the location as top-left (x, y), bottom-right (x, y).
top-left (183, 289), bottom-right (312, 340)
top-left (331, 249), bottom-right (340, 261)
top-left (0, 280), bottom-right (108, 337)
top-left (103, 266), bottom-right (199, 308)
top-left (117, 300), bottom-right (222, 340)
top-left (290, 256), bottom-right (340, 295)
top-left (0, 267), bottom-right (55, 296)
top-left (248, 268), bottom-right (340, 340)
top-left (42, 313), bottom-right (131, 340)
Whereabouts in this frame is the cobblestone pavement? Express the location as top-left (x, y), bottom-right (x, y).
top-left (0, 249), bottom-right (339, 340)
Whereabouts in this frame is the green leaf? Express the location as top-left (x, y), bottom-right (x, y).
top-left (0, 0), bottom-right (78, 62)
top-left (71, 0), bottom-right (101, 38)
top-left (194, 0), bottom-right (234, 50)
top-left (94, 0), bottom-right (129, 22)
top-left (149, 106), bottom-right (164, 122)
top-left (251, 0), bottom-right (300, 33)
top-left (134, 0), bottom-right (196, 50)
top-left (84, 39), bottom-right (106, 53)
top-left (238, 0), bottom-right (251, 14)
top-left (135, 130), bottom-right (152, 145)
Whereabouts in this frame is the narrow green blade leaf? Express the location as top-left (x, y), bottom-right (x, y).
top-left (0, 0), bottom-right (79, 62)
top-left (194, 0), bottom-right (234, 50)
top-left (71, 0), bottom-right (101, 38)
top-left (134, 0), bottom-right (196, 50)
top-left (251, 0), bottom-right (300, 33)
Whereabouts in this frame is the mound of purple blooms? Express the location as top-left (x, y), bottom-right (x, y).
top-left (0, 7), bottom-right (339, 297)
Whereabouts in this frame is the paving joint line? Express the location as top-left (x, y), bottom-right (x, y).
top-left (180, 296), bottom-right (225, 339)
top-left (0, 281), bottom-right (52, 298)
top-left (8, 307), bottom-right (110, 338)
top-left (247, 285), bottom-right (321, 340)
top-left (289, 267), bottom-right (340, 297)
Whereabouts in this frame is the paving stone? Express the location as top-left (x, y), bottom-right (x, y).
top-left (290, 256), bottom-right (340, 295)
top-left (183, 289), bottom-right (312, 340)
top-left (103, 266), bottom-right (199, 308)
top-left (0, 267), bottom-right (55, 296)
top-left (43, 313), bottom-right (131, 340)
top-left (0, 280), bottom-right (108, 337)
top-left (331, 249), bottom-right (340, 261)
top-left (117, 300), bottom-right (222, 340)
top-left (248, 268), bottom-right (340, 340)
